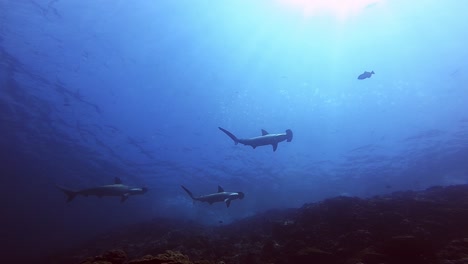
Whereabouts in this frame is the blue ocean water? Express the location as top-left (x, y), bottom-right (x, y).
top-left (1, 0), bottom-right (467, 262)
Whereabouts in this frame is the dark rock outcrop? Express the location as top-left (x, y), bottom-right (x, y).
top-left (45, 185), bottom-right (468, 264)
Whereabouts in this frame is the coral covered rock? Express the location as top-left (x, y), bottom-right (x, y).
top-left (80, 249), bottom-right (127, 264)
top-left (128, 250), bottom-right (192, 264)
top-left (48, 185), bottom-right (468, 264)
top-left (293, 247), bottom-right (338, 263)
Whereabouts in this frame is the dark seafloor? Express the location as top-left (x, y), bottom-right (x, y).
top-left (43, 184), bottom-right (468, 264)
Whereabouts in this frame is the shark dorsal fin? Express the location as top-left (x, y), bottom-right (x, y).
top-left (218, 185), bottom-right (224, 192)
top-left (261, 129), bottom-right (269, 136)
top-left (115, 177), bottom-right (122, 184)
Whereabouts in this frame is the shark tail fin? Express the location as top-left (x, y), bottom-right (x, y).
top-left (56, 185), bottom-right (78, 202)
top-left (218, 127), bottom-right (239, 145)
top-left (181, 185), bottom-right (195, 200)
top-left (285, 129), bottom-right (293, 142)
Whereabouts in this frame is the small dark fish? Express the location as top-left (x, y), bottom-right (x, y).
top-left (218, 220), bottom-right (223, 224)
top-left (357, 71), bottom-right (375, 80)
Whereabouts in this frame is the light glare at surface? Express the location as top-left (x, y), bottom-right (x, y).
top-left (276, 0), bottom-right (385, 20)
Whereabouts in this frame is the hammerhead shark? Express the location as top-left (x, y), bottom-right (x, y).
top-left (181, 185), bottom-right (244, 208)
top-left (218, 127), bottom-right (293, 151)
top-left (56, 177), bottom-right (148, 203)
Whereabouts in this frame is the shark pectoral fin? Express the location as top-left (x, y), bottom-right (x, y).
top-left (121, 193), bottom-right (130, 203)
top-left (224, 198), bottom-right (231, 208)
top-left (272, 143), bottom-right (278, 151)
top-left (252, 145), bottom-right (256, 149)
top-left (261, 129), bottom-right (269, 136)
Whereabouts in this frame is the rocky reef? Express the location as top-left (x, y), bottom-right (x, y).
top-left (80, 249), bottom-right (200, 264)
top-left (45, 185), bottom-right (468, 264)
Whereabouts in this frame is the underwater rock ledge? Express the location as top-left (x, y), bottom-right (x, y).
top-left (45, 184), bottom-right (468, 264)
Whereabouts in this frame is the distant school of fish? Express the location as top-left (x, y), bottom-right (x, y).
top-left (58, 70), bottom-right (375, 207)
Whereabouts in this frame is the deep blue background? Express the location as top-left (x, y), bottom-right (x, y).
top-left (1, 0), bottom-right (467, 261)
